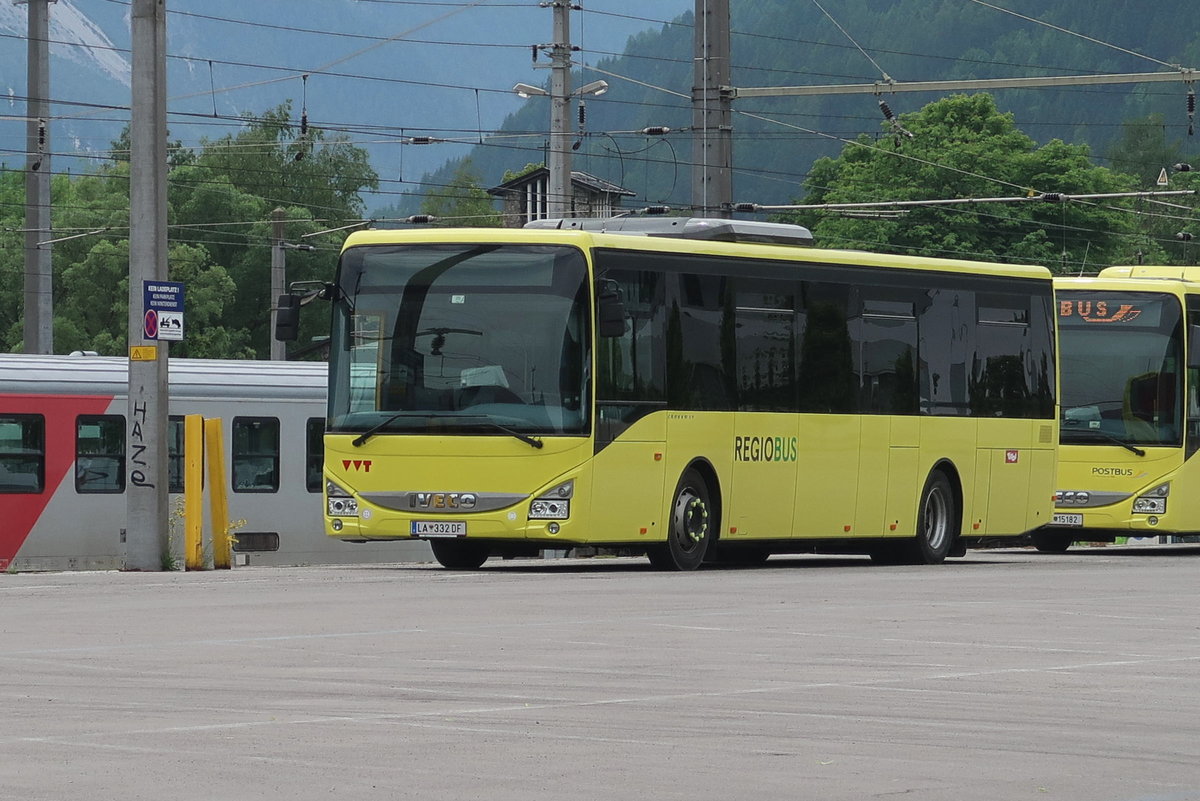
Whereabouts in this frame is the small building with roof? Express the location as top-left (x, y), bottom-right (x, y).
top-left (488, 166), bottom-right (635, 227)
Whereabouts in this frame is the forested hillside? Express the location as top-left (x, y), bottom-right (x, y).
top-left (416, 0), bottom-right (1200, 210)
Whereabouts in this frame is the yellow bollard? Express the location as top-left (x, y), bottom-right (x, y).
top-left (204, 418), bottom-right (233, 569)
top-left (184, 415), bottom-right (205, 570)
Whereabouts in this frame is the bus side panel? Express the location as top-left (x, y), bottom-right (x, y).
top-left (794, 415), bottom-right (860, 537)
top-left (1166, 454), bottom-right (1200, 532)
top-left (727, 412), bottom-right (798, 538)
top-left (588, 414), bottom-right (666, 543)
top-left (878, 416), bottom-right (921, 538)
top-left (884, 445), bottom-right (920, 537)
top-left (853, 417), bottom-right (892, 538)
top-left (979, 419), bottom-right (1036, 536)
top-left (1026, 445), bottom-right (1056, 532)
top-left (664, 411), bottom-right (733, 537)
top-left (971, 449), bottom-right (992, 536)
top-left (915, 417), bottom-right (981, 535)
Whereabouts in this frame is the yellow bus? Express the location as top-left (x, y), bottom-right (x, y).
top-left (278, 218), bottom-right (1058, 570)
top-left (1036, 266), bottom-right (1200, 552)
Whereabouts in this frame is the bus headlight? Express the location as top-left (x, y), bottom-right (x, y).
top-left (1132, 483), bottom-right (1169, 515)
top-left (326, 480), bottom-right (359, 517)
top-left (530, 499), bottom-right (570, 520)
top-left (529, 480), bottom-right (573, 520)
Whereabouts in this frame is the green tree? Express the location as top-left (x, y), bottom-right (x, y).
top-left (1104, 113), bottom-right (1187, 186)
top-left (0, 105), bottom-right (378, 356)
top-left (1104, 113), bottom-right (1200, 265)
top-left (781, 94), bottom-right (1153, 273)
top-left (174, 104), bottom-right (378, 355)
top-left (0, 168), bottom-right (25, 350)
top-left (419, 159), bottom-right (501, 227)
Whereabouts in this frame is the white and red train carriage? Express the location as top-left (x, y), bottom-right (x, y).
top-left (0, 353), bottom-right (430, 571)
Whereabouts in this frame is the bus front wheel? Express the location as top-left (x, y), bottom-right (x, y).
top-left (648, 468), bottom-right (714, 571)
top-left (1032, 532), bottom-right (1072, 553)
top-left (430, 539), bottom-right (490, 569)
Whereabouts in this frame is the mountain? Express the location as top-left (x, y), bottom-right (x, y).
top-left (4, 1), bottom-right (1200, 216)
top-left (0, 0), bottom-right (689, 203)
top-left (427, 0), bottom-right (1200, 212)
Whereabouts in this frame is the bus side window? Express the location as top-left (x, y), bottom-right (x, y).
top-left (1187, 308), bottom-right (1200, 457)
top-left (669, 273), bottom-right (734, 411)
top-left (734, 279), bottom-right (797, 412)
top-left (232, 417), bottom-right (280, 493)
top-left (75, 415), bottom-right (125, 494)
top-left (0, 414), bottom-right (44, 494)
top-left (857, 294), bottom-right (918, 415)
top-left (596, 268), bottom-right (666, 403)
top-left (972, 293), bottom-right (1034, 418)
top-left (797, 281), bottom-right (856, 414)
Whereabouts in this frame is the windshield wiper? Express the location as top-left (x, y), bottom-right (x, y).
top-left (462, 415), bottom-right (544, 449)
top-left (1062, 427), bottom-right (1146, 457)
top-left (351, 412), bottom-right (431, 447)
top-left (351, 412), bottom-right (544, 449)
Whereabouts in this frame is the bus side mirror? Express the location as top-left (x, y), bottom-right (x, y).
top-left (275, 294), bottom-right (301, 342)
top-left (596, 281), bottom-right (626, 338)
top-left (1190, 325), bottom-right (1200, 368)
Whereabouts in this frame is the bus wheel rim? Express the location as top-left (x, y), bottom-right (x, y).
top-left (674, 490), bottom-right (709, 551)
top-left (924, 486), bottom-right (949, 551)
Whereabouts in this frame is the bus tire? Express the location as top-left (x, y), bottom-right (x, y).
top-left (905, 470), bottom-right (958, 565)
top-left (430, 539), bottom-right (490, 569)
top-left (1032, 532), bottom-right (1072, 553)
top-left (648, 468), bottom-right (714, 571)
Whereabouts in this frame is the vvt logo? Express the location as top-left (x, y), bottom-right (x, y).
top-left (342, 460), bottom-right (372, 472)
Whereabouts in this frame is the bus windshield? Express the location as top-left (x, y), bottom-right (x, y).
top-left (328, 243), bottom-right (591, 437)
top-left (1057, 290), bottom-right (1183, 447)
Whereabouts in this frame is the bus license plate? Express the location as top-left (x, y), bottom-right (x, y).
top-left (411, 520), bottom-right (466, 537)
top-left (1049, 513), bottom-right (1083, 527)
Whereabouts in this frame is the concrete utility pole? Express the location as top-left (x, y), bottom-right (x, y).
top-left (548, 1), bottom-right (573, 218)
top-left (692, 0), bottom-right (732, 218)
top-left (21, 0), bottom-right (55, 354)
top-left (125, 0), bottom-right (170, 571)
top-left (270, 208), bottom-right (286, 360)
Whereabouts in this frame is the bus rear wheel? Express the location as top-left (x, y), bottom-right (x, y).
top-left (648, 468), bottom-right (714, 571)
top-left (897, 470), bottom-right (958, 565)
top-left (430, 539), bottom-right (490, 569)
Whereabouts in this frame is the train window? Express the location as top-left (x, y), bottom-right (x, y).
top-left (0, 414), bottom-right (44, 494)
top-left (232, 417), bottom-right (280, 493)
top-left (306, 418), bottom-right (324, 493)
top-left (168, 416), bottom-right (185, 494)
top-left (75, 415), bottom-right (125, 494)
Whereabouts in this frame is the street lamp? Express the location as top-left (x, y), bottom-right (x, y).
top-left (512, 79), bottom-right (609, 217)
